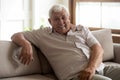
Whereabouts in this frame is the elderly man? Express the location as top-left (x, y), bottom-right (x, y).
top-left (11, 4), bottom-right (120, 80)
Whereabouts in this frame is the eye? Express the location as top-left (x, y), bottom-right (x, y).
top-left (54, 18), bottom-right (59, 21)
top-left (62, 17), bottom-right (65, 20)
top-left (62, 16), bottom-right (67, 20)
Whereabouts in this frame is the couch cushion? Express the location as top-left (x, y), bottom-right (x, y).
top-left (0, 74), bottom-right (57, 80)
top-left (113, 43), bottom-right (120, 63)
top-left (91, 29), bottom-right (114, 61)
top-left (104, 62), bottom-right (120, 67)
top-left (37, 49), bottom-right (54, 74)
top-left (0, 41), bottom-right (41, 78)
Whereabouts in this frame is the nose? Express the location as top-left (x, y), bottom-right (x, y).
top-left (59, 18), bottom-right (64, 25)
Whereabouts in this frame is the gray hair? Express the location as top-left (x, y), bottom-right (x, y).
top-left (49, 4), bottom-right (69, 18)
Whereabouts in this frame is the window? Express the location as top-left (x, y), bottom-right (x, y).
top-left (76, 2), bottom-right (120, 29)
top-left (0, 0), bottom-right (26, 40)
top-left (69, 0), bottom-right (120, 43)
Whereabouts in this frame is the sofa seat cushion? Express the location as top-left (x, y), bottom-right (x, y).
top-left (0, 74), bottom-right (57, 80)
top-left (104, 62), bottom-right (120, 67)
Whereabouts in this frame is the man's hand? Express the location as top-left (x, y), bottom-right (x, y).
top-left (78, 44), bottom-right (103, 80)
top-left (19, 43), bottom-right (34, 65)
top-left (11, 32), bottom-right (34, 65)
top-left (78, 67), bottom-right (95, 80)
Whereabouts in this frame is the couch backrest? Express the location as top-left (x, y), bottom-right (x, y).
top-left (0, 41), bottom-right (41, 78)
top-left (36, 48), bottom-right (54, 74)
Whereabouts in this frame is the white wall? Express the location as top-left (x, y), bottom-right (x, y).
top-left (32, 0), bottom-right (57, 29)
top-left (0, 0), bottom-right (69, 40)
top-left (0, 0), bottom-right (25, 40)
top-left (32, 0), bottom-right (69, 29)
top-left (57, 0), bottom-right (69, 8)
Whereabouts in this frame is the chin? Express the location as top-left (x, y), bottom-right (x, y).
top-left (61, 30), bottom-right (68, 35)
top-left (56, 28), bottom-right (69, 34)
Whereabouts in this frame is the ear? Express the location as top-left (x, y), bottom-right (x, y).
top-left (67, 16), bottom-right (71, 23)
top-left (69, 16), bottom-right (71, 21)
top-left (48, 18), bottom-right (51, 24)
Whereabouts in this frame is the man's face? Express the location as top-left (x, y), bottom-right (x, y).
top-left (48, 9), bottom-right (71, 35)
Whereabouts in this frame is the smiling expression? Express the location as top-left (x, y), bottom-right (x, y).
top-left (48, 9), bottom-right (71, 35)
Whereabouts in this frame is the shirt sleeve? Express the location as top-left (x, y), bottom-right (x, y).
top-left (22, 29), bottom-right (42, 47)
top-left (83, 27), bottom-right (100, 47)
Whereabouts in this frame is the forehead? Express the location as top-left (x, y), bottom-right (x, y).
top-left (51, 9), bottom-right (68, 18)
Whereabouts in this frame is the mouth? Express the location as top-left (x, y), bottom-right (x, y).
top-left (59, 26), bottom-right (66, 29)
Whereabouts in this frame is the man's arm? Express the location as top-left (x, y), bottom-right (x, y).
top-left (79, 43), bottom-right (104, 80)
top-left (11, 32), bottom-right (33, 65)
top-left (87, 43), bottom-right (103, 71)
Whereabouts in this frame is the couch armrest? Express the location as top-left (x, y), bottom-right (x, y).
top-left (0, 41), bottom-right (41, 78)
top-left (113, 43), bottom-right (120, 63)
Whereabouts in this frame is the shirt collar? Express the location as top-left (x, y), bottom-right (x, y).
top-left (48, 27), bottom-right (53, 34)
top-left (48, 25), bottom-right (78, 35)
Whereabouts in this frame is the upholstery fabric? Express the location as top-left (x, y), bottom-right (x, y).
top-left (92, 29), bottom-right (114, 61)
top-left (104, 62), bottom-right (120, 67)
top-left (37, 49), bottom-right (53, 74)
top-left (0, 37), bottom-right (120, 80)
top-left (0, 74), bottom-right (56, 80)
top-left (113, 43), bottom-right (120, 63)
top-left (0, 41), bottom-right (41, 78)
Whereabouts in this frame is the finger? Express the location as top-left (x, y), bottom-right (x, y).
top-left (26, 56), bottom-right (32, 65)
top-left (25, 56), bottom-right (34, 65)
top-left (79, 72), bottom-right (88, 80)
top-left (85, 73), bottom-right (91, 80)
top-left (20, 56), bottom-right (25, 64)
top-left (79, 72), bottom-right (84, 80)
top-left (20, 56), bottom-right (28, 65)
top-left (25, 56), bottom-right (31, 65)
top-left (23, 59), bottom-right (27, 65)
top-left (86, 74), bottom-right (89, 80)
top-left (22, 57), bottom-right (26, 65)
top-left (25, 59), bottom-right (30, 65)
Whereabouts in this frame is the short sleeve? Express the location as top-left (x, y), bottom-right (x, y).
top-left (84, 27), bottom-right (100, 47)
top-left (22, 29), bottom-right (42, 47)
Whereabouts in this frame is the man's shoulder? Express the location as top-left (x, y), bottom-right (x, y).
top-left (75, 24), bottom-right (88, 31)
top-left (29, 27), bottom-right (52, 34)
top-left (39, 27), bottom-right (52, 33)
top-left (23, 27), bottom-right (52, 35)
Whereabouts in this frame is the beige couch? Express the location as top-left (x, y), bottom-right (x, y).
top-left (0, 29), bottom-right (120, 80)
top-left (0, 41), bottom-right (57, 80)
